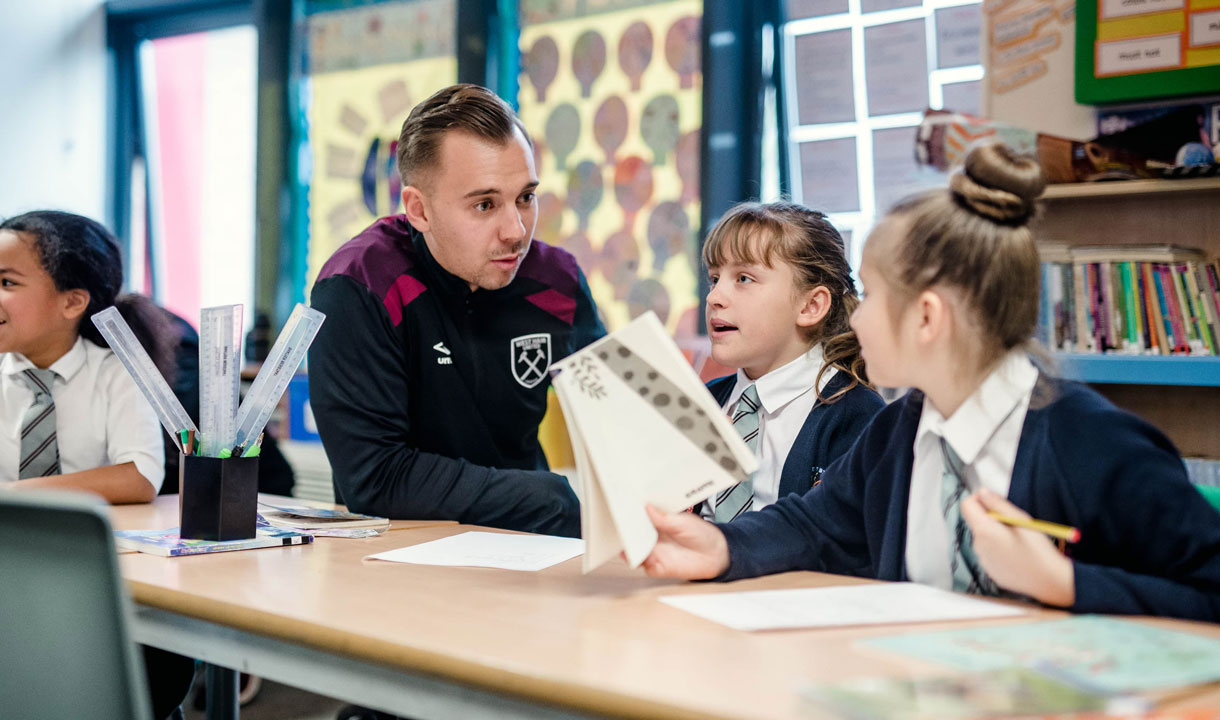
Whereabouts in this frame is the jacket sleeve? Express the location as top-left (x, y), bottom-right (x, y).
top-left (1055, 405), bottom-right (1220, 622)
top-left (307, 275), bottom-right (576, 533)
top-left (717, 410), bottom-right (883, 581)
top-left (569, 268), bottom-right (606, 352)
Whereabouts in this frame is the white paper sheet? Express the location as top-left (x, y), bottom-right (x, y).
top-left (366, 531), bottom-right (584, 571)
top-left (658, 583), bottom-right (1026, 631)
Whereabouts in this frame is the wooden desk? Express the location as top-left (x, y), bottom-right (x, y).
top-left (115, 499), bottom-right (1220, 720)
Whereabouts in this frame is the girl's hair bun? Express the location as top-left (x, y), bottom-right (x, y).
top-left (949, 141), bottom-right (1046, 224)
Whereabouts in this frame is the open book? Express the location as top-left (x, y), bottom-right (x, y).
top-left (551, 312), bottom-right (757, 572)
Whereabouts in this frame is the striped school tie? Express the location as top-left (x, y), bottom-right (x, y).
top-left (939, 436), bottom-right (999, 595)
top-left (17, 368), bottom-right (60, 479)
top-left (714, 384), bottom-right (760, 523)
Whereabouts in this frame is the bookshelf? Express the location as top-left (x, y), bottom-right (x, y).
top-left (1035, 180), bottom-right (1220, 459)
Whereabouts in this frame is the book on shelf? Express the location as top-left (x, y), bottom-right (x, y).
top-left (1036, 244), bottom-right (1220, 357)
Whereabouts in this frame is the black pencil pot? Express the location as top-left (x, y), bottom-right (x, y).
top-left (179, 454), bottom-right (259, 540)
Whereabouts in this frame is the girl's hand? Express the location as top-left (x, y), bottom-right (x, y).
top-left (638, 504), bottom-right (731, 580)
top-left (960, 489), bottom-right (1075, 607)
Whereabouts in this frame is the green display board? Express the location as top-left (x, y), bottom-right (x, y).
top-left (1076, 0), bottom-right (1220, 104)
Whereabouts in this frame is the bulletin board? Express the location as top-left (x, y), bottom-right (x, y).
top-left (1075, 0), bottom-right (1220, 103)
top-left (517, 0), bottom-right (704, 339)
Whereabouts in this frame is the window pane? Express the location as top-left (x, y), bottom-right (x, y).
top-left (141, 25), bottom-right (257, 330)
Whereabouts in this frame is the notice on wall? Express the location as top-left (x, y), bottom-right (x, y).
top-left (794, 29), bottom-right (856, 125)
top-left (863, 19), bottom-right (930, 116)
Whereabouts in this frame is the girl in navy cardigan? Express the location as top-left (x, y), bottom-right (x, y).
top-left (640, 144), bottom-right (1220, 622)
top-left (697, 202), bottom-right (883, 522)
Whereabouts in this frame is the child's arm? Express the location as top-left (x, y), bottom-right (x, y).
top-left (972, 400), bottom-right (1220, 621)
top-left (9, 462), bottom-right (156, 504)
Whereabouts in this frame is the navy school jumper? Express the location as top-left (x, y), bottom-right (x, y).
top-left (707, 371), bottom-right (884, 499)
top-left (717, 376), bottom-right (1220, 622)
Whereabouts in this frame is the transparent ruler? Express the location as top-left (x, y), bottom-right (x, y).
top-left (92, 306), bottom-right (197, 452)
top-left (199, 304), bottom-right (243, 457)
top-left (232, 303), bottom-right (325, 454)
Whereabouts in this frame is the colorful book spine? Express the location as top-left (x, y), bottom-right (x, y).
top-left (1183, 263), bottom-right (1215, 355)
top-left (1073, 263), bottom-right (1092, 352)
top-left (1152, 265), bottom-right (1177, 353)
top-left (1141, 263), bottom-right (1166, 355)
top-left (1172, 264), bottom-right (1202, 353)
top-left (1159, 264), bottom-right (1190, 354)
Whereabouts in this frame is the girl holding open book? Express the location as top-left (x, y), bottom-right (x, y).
top-left (641, 143), bottom-right (1220, 622)
top-left (697, 201), bottom-right (883, 522)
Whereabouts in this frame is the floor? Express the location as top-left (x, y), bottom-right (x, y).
top-left (181, 674), bottom-right (348, 720)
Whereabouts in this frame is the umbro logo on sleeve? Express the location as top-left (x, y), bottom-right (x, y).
top-left (434, 341), bottom-right (453, 365)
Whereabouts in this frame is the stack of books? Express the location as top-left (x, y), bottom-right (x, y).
top-left (1038, 244), bottom-right (1220, 355)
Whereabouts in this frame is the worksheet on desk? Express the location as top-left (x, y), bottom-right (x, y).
top-left (659, 583), bottom-right (1026, 631)
top-left (366, 531), bottom-right (584, 571)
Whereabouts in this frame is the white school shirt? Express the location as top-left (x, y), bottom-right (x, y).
top-left (0, 337), bottom-right (165, 490)
top-left (904, 349), bottom-right (1039, 590)
top-left (702, 344), bottom-right (835, 518)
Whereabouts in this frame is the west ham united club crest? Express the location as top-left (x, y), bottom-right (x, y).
top-left (510, 333), bottom-right (552, 389)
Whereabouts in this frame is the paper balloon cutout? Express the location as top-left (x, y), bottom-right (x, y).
top-left (641, 94), bottom-right (680, 165)
top-left (665, 16), bottom-right (701, 89)
top-left (675, 129), bottom-right (701, 205)
top-left (567, 160), bottom-right (604, 230)
top-left (647, 201), bottom-right (690, 272)
top-left (523, 36), bottom-right (559, 102)
top-left (628, 277), bottom-right (671, 323)
top-left (572, 30), bottom-right (607, 98)
top-left (561, 230), bottom-right (596, 271)
top-left (597, 229), bottom-right (641, 300)
top-left (594, 95), bottom-right (629, 165)
top-left (535, 192), bottom-right (565, 245)
top-left (618, 21), bottom-right (654, 92)
top-left (614, 156), bottom-right (654, 231)
top-left (544, 103), bottom-right (581, 172)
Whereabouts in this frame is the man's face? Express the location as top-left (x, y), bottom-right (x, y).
top-left (404, 129), bottom-right (539, 292)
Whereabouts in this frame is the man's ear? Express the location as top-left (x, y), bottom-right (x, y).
top-left (402, 186), bottom-right (430, 233)
top-left (795, 285), bottom-right (832, 329)
top-left (61, 288), bottom-right (90, 321)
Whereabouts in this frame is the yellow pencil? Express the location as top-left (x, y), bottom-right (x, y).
top-left (988, 512), bottom-right (1081, 543)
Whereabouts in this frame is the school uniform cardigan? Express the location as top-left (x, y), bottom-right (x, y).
top-left (717, 376), bottom-right (1220, 622)
top-left (706, 371), bottom-right (884, 500)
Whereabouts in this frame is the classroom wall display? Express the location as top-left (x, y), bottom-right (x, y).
top-left (303, 0), bottom-right (457, 294)
top-left (1075, 0), bottom-right (1220, 103)
top-left (518, 0), bottom-right (703, 339)
top-left (981, 0), bottom-right (1097, 139)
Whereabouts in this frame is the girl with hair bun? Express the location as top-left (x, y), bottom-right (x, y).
top-left (636, 142), bottom-right (1220, 622)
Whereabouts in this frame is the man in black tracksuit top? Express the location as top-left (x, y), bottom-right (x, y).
top-left (308, 85), bottom-right (604, 538)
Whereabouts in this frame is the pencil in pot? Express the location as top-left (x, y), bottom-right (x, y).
top-left (987, 512), bottom-right (1081, 543)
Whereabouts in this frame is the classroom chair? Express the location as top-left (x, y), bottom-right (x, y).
top-left (0, 491), bottom-right (152, 720)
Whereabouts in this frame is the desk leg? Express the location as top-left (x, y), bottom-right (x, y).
top-left (204, 664), bottom-right (239, 720)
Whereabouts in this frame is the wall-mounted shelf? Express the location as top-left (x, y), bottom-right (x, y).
top-left (1055, 354), bottom-right (1220, 387)
top-left (1042, 177), bottom-right (1220, 201)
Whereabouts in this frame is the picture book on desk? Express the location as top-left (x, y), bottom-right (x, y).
top-left (551, 312), bottom-right (758, 572)
top-left (114, 521), bottom-right (313, 557)
top-left (257, 501), bottom-right (390, 530)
